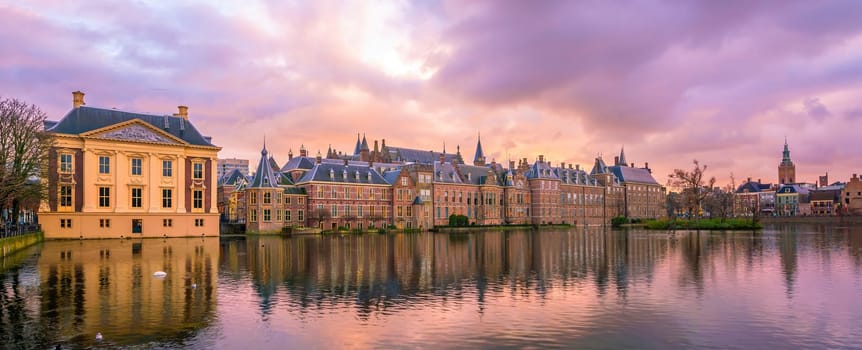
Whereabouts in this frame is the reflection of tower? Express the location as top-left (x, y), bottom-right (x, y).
top-left (778, 139), bottom-right (796, 185)
top-left (777, 228), bottom-right (798, 298)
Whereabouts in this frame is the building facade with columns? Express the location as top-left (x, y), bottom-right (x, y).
top-left (40, 91), bottom-right (221, 239)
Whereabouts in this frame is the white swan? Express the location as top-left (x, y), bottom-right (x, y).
top-left (153, 271), bottom-right (167, 277)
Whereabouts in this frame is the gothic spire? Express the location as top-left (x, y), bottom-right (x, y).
top-left (473, 131), bottom-right (486, 166)
top-left (353, 133), bottom-right (361, 155)
top-left (618, 145), bottom-right (627, 166)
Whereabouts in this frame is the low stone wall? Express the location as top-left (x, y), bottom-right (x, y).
top-left (759, 216), bottom-right (862, 224)
top-left (1, 231), bottom-right (43, 259)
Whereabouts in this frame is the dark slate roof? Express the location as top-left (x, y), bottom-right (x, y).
top-left (458, 164), bottom-right (498, 186)
top-left (353, 134), bottom-right (361, 155)
top-left (556, 167), bottom-right (600, 186)
top-left (278, 172), bottom-right (294, 186)
top-left (608, 165), bottom-right (659, 185)
top-left (280, 156), bottom-right (316, 172)
top-left (46, 106), bottom-right (216, 147)
top-left (736, 181), bottom-right (772, 193)
top-left (618, 147), bottom-right (627, 166)
top-left (433, 161), bottom-right (464, 184)
top-left (777, 184), bottom-right (810, 195)
top-left (382, 170), bottom-right (401, 185)
top-left (43, 120), bottom-right (58, 130)
top-left (250, 147), bottom-right (280, 188)
top-left (385, 146), bottom-right (460, 164)
top-left (526, 161), bottom-right (559, 180)
top-left (268, 156), bottom-right (280, 172)
top-left (219, 168), bottom-right (246, 186)
top-left (297, 163), bottom-right (389, 185)
top-left (590, 157), bottom-right (609, 175)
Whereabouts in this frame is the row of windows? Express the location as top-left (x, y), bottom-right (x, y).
top-left (60, 154), bottom-right (204, 180)
top-left (248, 192), bottom-right (306, 205)
top-left (249, 209), bottom-right (305, 222)
top-left (59, 218), bottom-right (205, 229)
top-left (314, 186), bottom-right (390, 200)
top-left (58, 186), bottom-right (202, 209)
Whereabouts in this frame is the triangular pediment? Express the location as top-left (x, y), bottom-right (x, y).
top-left (84, 119), bottom-right (187, 145)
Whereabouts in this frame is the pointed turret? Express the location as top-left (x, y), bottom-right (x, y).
top-left (360, 133), bottom-right (369, 151)
top-left (778, 138), bottom-right (796, 184)
top-left (250, 142), bottom-right (280, 188)
top-left (473, 132), bottom-right (486, 166)
top-left (618, 146), bottom-right (627, 166)
top-left (353, 133), bottom-right (361, 155)
top-left (359, 133), bottom-right (370, 161)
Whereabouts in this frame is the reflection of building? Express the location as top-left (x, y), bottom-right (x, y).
top-left (40, 91), bottom-right (221, 238)
top-left (38, 238), bottom-right (218, 344)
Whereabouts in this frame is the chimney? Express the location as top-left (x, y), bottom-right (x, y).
top-left (538, 155), bottom-right (544, 163)
top-left (569, 164), bottom-right (573, 169)
top-left (174, 106), bottom-right (189, 120)
top-left (576, 164), bottom-right (580, 170)
top-left (560, 162), bottom-right (565, 169)
top-left (316, 150), bottom-right (322, 164)
top-left (630, 163), bottom-right (634, 167)
top-left (382, 139), bottom-right (386, 148)
top-left (343, 158), bottom-right (349, 166)
top-left (758, 178), bottom-right (761, 183)
top-left (288, 149), bottom-right (294, 160)
top-left (72, 91), bottom-right (85, 108)
top-left (614, 156), bottom-right (619, 165)
top-left (509, 160), bottom-right (515, 169)
top-left (747, 177), bottom-right (751, 183)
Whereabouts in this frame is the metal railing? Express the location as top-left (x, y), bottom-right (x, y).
top-left (0, 223), bottom-right (41, 239)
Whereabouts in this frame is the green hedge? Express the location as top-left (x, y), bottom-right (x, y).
top-left (645, 218), bottom-right (762, 230)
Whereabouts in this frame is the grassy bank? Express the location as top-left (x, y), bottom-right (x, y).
top-left (644, 218), bottom-right (762, 230)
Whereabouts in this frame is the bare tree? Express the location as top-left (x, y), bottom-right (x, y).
top-left (0, 97), bottom-right (52, 227)
top-left (667, 160), bottom-right (716, 220)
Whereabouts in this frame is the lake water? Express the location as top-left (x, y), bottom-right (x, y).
top-left (2, 225), bottom-right (862, 349)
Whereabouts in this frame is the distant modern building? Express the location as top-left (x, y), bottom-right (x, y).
top-left (217, 158), bottom-right (249, 179)
top-left (40, 91), bottom-right (221, 238)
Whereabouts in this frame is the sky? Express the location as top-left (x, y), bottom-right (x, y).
top-left (2, 0), bottom-right (862, 187)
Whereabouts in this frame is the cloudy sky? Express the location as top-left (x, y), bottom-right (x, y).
top-left (2, 0), bottom-right (862, 186)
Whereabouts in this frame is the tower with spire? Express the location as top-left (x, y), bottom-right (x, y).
top-left (247, 140), bottom-right (283, 233)
top-left (359, 133), bottom-right (370, 161)
top-left (778, 138), bottom-right (796, 184)
top-left (616, 146), bottom-right (628, 166)
top-left (473, 132), bottom-right (486, 166)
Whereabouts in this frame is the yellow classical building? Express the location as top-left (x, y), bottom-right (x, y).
top-left (40, 91), bottom-right (221, 239)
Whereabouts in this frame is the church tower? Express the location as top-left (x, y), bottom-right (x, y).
top-left (778, 139), bottom-right (796, 185)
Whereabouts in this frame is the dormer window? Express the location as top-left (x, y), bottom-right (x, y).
top-left (330, 169), bottom-right (335, 178)
top-left (367, 172), bottom-right (372, 181)
top-left (355, 170), bottom-right (360, 179)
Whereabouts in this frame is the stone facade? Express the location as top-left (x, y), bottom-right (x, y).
top-left (40, 92), bottom-right (221, 239)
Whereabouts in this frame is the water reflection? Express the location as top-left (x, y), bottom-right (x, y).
top-left (1, 238), bottom-right (219, 348)
top-left (2, 225), bottom-right (862, 349)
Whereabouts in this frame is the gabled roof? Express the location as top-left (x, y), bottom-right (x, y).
top-left (297, 163), bottom-right (389, 185)
top-left (608, 165), bottom-right (659, 185)
top-left (268, 156), bottom-right (280, 172)
top-left (810, 189), bottom-right (840, 202)
top-left (736, 181), bottom-right (772, 193)
top-left (46, 106), bottom-right (216, 147)
top-left (219, 168), bottom-right (246, 186)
